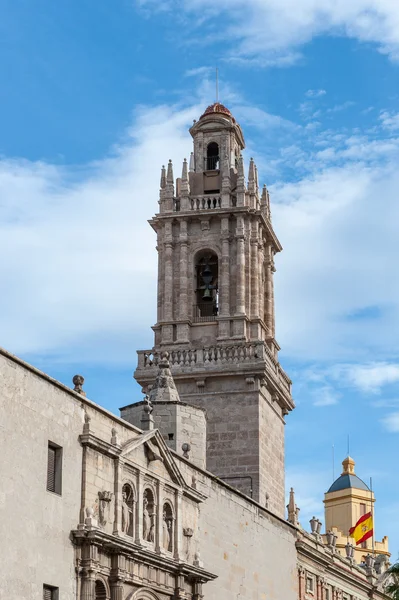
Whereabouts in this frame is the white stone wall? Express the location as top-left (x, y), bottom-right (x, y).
top-left (0, 350), bottom-right (141, 600)
top-left (0, 351), bottom-right (83, 600)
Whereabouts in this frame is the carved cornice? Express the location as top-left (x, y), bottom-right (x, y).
top-left (71, 528), bottom-right (217, 583)
top-left (79, 433), bottom-right (121, 458)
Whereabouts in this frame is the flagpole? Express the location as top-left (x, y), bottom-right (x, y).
top-left (370, 477), bottom-right (375, 557)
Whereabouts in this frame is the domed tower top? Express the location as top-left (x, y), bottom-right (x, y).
top-left (199, 102), bottom-right (235, 120)
top-left (189, 102), bottom-right (245, 178)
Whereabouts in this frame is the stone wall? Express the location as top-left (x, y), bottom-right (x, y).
top-left (0, 349), bottom-right (141, 600)
top-left (176, 454), bottom-right (299, 600)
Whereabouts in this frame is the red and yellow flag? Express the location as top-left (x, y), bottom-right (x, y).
top-left (349, 512), bottom-right (373, 545)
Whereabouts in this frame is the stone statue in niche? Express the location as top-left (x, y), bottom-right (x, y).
top-left (148, 516), bottom-right (155, 543)
top-left (98, 491), bottom-right (113, 527)
top-left (121, 490), bottom-right (131, 534)
top-left (162, 511), bottom-right (171, 551)
top-left (143, 497), bottom-right (151, 540)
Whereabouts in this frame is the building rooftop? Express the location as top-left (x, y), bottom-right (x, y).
top-left (199, 102), bottom-right (236, 122)
top-left (327, 455), bottom-right (370, 493)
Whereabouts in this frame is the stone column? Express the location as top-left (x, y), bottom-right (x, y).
top-left (113, 457), bottom-right (123, 535)
top-left (179, 221), bottom-right (188, 320)
top-left (155, 480), bottom-right (163, 554)
top-left (157, 243), bottom-right (163, 323)
top-left (135, 471), bottom-right (143, 544)
top-left (174, 490), bottom-right (183, 560)
top-left (271, 256), bottom-right (276, 338)
top-left (81, 573), bottom-right (95, 600)
top-left (298, 567), bottom-right (306, 600)
top-left (235, 216), bottom-right (245, 315)
top-left (250, 223), bottom-right (259, 318)
top-left (110, 582), bottom-right (124, 600)
top-left (264, 246), bottom-right (273, 334)
top-left (258, 240), bottom-right (265, 323)
top-left (220, 217), bottom-right (230, 317)
top-left (164, 241), bottom-right (173, 321)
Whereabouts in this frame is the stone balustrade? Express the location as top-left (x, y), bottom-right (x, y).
top-left (137, 342), bottom-right (292, 395)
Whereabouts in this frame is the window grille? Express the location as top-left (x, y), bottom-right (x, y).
top-left (47, 442), bottom-right (62, 495)
top-left (43, 585), bottom-right (58, 600)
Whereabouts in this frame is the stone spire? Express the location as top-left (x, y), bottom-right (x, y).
top-left (148, 352), bottom-right (181, 403)
top-left (248, 157), bottom-right (256, 194)
top-left (167, 159), bottom-right (174, 186)
top-left (237, 154), bottom-right (246, 206)
top-left (160, 165), bottom-right (166, 189)
top-left (287, 487), bottom-right (300, 526)
top-left (261, 184), bottom-right (271, 221)
top-left (181, 158), bottom-right (190, 204)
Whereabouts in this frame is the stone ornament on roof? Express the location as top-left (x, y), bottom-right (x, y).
top-left (148, 352), bottom-right (181, 403)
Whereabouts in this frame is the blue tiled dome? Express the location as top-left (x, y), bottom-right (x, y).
top-left (327, 473), bottom-right (370, 493)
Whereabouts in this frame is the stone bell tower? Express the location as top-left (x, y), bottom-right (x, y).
top-left (133, 102), bottom-right (294, 517)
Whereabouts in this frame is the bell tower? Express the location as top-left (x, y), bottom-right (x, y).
top-left (133, 102), bottom-right (294, 517)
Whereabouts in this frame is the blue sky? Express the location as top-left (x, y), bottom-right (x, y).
top-left (2, 0), bottom-right (399, 559)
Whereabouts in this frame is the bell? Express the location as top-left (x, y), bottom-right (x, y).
top-left (202, 288), bottom-right (212, 301)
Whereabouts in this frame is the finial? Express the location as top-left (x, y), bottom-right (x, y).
top-left (261, 184), bottom-right (271, 221)
top-left (287, 487), bottom-right (300, 526)
top-left (237, 154), bottom-right (244, 178)
top-left (167, 160), bottom-right (174, 184)
top-left (141, 394), bottom-right (154, 431)
top-left (147, 352), bottom-right (180, 404)
top-left (73, 374), bottom-right (86, 396)
top-left (182, 442), bottom-right (191, 459)
top-left (160, 165), bottom-right (166, 189)
top-left (182, 158), bottom-right (188, 181)
top-left (342, 456), bottom-right (355, 475)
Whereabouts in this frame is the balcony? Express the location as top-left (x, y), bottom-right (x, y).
top-left (205, 156), bottom-right (220, 170)
top-left (192, 303), bottom-right (218, 323)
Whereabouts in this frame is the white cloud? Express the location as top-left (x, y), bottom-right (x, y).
top-left (313, 386), bottom-right (339, 406)
top-left (380, 110), bottom-right (399, 130)
top-left (381, 411), bottom-right (399, 432)
top-left (305, 89), bottom-right (327, 98)
top-left (0, 103), bottom-right (201, 364)
top-left (340, 363), bottom-right (399, 393)
top-left (143, 0), bottom-right (399, 64)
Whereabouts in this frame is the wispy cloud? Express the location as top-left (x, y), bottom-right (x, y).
top-left (305, 89), bottom-right (326, 98)
top-left (313, 386), bottom-right (340, 407)
top-left (141, 0), bottom-right (399, 65)
top-left (381, 412), bottom-right (399, 432)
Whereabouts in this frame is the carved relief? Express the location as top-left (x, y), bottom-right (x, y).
top-left (98, 490), bottom-right (113, 527)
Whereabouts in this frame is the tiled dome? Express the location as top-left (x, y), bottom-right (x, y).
top-left (199, 102), bottom-right (235, 121)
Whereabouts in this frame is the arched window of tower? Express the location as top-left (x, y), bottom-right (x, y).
top-left (194, 252), bottom-right (219, 321)
top-left (206, 142), bottom-right (219, 171)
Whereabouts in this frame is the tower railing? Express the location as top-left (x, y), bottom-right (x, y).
top-left (192, 303), bottom-right (218, 322)
top-left (136, 343), bottom-right (292, 395)
top-left (205, 156), bottom-right (220, 170)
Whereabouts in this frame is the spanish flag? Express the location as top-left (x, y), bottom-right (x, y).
top-left (349, 512), bottom-right (373, 545)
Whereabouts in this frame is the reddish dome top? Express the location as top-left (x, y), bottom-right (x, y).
top-left (199, 102), bottom-right (235, 122)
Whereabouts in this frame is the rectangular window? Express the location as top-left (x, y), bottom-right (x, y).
top-left (47, 442), bottom-right (62, 495)
top-left (43, 585), bottom-right (59, 600)
top-left (306, 576), bottom-right (314, 594)
top-left (360, 503), bottom-right (367, 515)
top-left (325, 588), bottom-right (330, 600)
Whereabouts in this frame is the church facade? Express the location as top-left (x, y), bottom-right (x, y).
top-left (0, 103), bottom-right (391, 600)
